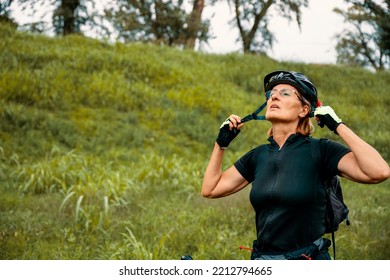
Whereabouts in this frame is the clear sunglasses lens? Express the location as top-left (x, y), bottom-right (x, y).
top-left (265, 90), bottom-right (271, 100)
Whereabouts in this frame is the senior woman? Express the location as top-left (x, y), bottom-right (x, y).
top-left (201, 70), bottom-right (390, 260)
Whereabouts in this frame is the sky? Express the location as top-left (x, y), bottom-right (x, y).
top-left (10, 1), bottom-right (348, 64)
top-left (200, 0), bottom-right (348, 64)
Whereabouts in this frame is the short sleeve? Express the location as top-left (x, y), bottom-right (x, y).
top-left (234, 148), bottom-right (257, 183)
top-left (319, 138), bottom-right (351, 177)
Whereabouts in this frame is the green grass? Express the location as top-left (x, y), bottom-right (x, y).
top-left (0, 23), bottom-right (389, 260)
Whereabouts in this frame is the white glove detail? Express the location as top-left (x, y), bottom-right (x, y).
top-left (314, 106), bottom-right (342, 123)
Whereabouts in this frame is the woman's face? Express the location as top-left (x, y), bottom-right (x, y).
top-left (265, 84), bottom-right (309, 122)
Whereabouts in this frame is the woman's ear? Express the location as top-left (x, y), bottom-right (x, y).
top-left (299, 105), bottom-right (310, 118)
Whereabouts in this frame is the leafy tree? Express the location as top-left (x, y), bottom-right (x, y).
top-left (334, 0), bottom-right (389, 70)
top-left (105, 0), bottom-right (211, 49)
top-left (0, 0), bottom-right (17, 27)
top-left (52, 0), bottom-right (82, 35)
top-left (228, 0), bottom-right (308, 54)
top-left (10, 0), bottom-right (104, 36)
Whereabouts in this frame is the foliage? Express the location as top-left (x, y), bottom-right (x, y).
top-left (9, 0), bottom-right (212, 48)
top-left (104, 0), bottom-right (211, 49)
top-left (8, 0), bottom-right (388, 68)
top-left (0, 0), bottom-right (17, 26)
top-left (228, 0), bottom-right (309, 53)
top-left (11, 0), bottom-right (107, 36)
top-left (334, 0), bottom-right (390, 70)
top-left (0, 23), bottom-right (389, 260)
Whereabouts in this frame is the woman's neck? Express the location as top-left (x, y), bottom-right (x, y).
top-left (271, 123), bottom-right (297, 148)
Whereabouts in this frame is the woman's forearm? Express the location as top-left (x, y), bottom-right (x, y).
top-left (336, 123), bottom-right (390, 182)
top-left (201, 143), bottom-right (225, 197)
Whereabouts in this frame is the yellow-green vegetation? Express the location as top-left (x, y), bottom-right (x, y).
top-left (0, 23), bottom-right (389, 259)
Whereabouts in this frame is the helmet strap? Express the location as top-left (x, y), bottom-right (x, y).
top-left (240, 101), bottom-right (267, 123)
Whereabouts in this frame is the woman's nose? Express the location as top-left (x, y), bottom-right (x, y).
top-left (271, 92), bottom-right (280, 100)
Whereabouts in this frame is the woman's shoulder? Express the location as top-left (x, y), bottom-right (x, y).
top-left (308, 136), bottom-right (341, 146)
top-left (309, 136), bottom-right (350, 158)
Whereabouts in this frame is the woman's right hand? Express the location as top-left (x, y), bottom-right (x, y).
top-left (216, 115), bottom-right (244, 149)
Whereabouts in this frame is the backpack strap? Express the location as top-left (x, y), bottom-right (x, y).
top-left (310, 138), bottom-right (337, 260)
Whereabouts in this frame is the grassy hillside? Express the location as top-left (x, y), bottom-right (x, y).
top-left (0, 23), bottom-right (389, 260)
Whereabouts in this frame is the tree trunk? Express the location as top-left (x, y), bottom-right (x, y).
top-left (185, 0), bottom-right (205, 49)
top-left (61, 0), bottom-right (80, 36)
top-left (235, 0), bottom-right (274, 53)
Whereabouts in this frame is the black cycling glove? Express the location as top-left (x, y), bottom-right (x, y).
top-left (216, 118), bottom-right (240, 149)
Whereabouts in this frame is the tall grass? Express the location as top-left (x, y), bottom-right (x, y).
top-left (0, 23), bottom-right (389, 259)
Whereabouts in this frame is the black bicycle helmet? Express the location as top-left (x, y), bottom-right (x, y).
top-left (264, 70), bottom-right (318, 110)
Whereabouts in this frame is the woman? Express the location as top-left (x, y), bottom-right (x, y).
top-left (201, 70), bottom-right (390, 260)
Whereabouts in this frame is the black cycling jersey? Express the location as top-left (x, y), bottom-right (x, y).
top-left (234, 133), bottom-right (351, 253)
